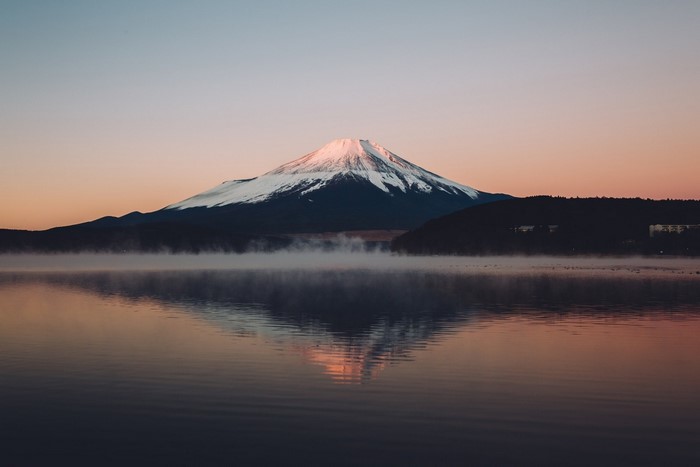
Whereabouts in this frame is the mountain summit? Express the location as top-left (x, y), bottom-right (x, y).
top-left (168, 139), bottom-right (479, 210)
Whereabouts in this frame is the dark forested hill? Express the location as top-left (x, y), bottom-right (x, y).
top-left (391, 197), bottom-right (700, 256)
top-left (0, 223), bottom-right (291, 253)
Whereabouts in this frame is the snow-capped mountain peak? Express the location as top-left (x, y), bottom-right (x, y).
top-left (167, 138), bottom-right (480, 210)
top-left (270, 139), bottom-right (413, 174)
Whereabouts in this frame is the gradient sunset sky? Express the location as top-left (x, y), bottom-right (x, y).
top-left (2, 1), bottom-right (699, 230)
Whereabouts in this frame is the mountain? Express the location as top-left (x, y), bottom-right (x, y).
top-left (168, 139), bottom-right (485, 210)
top-left (92, 138), bottom-right (510, 234)
top-left (0, 139), bottom-right (510, 252)
top-left (392, 196), bottom-right (700, 256)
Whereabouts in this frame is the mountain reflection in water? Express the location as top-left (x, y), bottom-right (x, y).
top-left (5, 270), bottom-right (700, 384)
top-left (2, 267), bottom-right (700, 466)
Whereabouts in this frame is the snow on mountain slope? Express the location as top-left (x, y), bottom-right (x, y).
top-left (166, 139), bottom-right (480, 210)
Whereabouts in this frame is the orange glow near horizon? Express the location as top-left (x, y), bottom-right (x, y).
top-left (3, 131), bottom-right (697, 231)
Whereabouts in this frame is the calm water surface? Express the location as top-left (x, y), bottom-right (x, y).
top-left (1, 262), bottom-right (699, 466)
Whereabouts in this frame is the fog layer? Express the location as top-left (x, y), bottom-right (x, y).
top-left (1, 252), bottom-right (700, 278)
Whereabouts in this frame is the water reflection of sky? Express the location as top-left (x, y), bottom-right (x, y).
top-left (3, 269), bottom-right (700, 385)
top-left (2, 269), bottom-right (700, 465)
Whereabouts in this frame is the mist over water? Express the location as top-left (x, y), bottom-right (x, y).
top-left (2, 251), bottom-right (700, 277)
top-left (1, 255), bottom-right (700, 465)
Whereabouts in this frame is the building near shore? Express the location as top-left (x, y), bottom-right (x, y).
top-left (649, 224), bottom-right (700, 237)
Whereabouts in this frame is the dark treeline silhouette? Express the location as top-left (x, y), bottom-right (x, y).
top-left (5, 196), bottom-right (700, 255)
top-left (392, 196), bottom-right (700, 256)
top-left (0, 222), bottom-right (291, 253)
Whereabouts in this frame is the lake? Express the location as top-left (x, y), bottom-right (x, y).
top-left (1, 254), bottom-right (699, 466)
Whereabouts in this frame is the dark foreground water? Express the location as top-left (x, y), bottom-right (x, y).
top-left (1, 266), bottom-right (699, 466)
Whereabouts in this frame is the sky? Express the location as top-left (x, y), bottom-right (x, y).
top-left (1, 0), bottom-right (699, 230)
